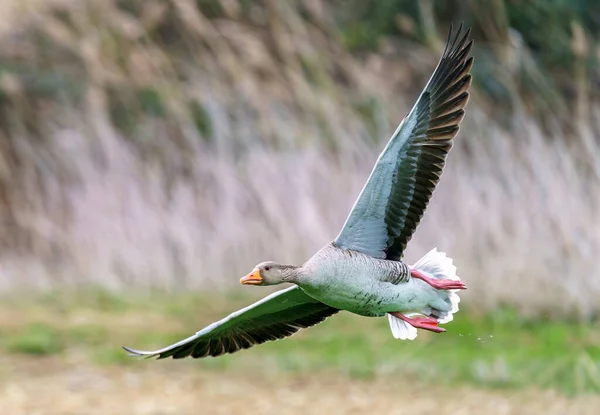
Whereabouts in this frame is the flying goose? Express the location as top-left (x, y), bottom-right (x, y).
top-left (124, 24), bottom-right (473, 359)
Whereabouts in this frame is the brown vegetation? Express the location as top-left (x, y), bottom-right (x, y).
top-left (0, 0), bottom-right (598, 317)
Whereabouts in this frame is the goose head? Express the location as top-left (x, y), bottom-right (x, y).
top-left (240, 261), bottom-right (300, 286)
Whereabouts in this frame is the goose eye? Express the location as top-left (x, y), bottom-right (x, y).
top-left (264, 266), bottom-right (271, 271)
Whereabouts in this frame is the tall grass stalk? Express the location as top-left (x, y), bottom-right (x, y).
top-left (0, 0), bottom-right (598, 318)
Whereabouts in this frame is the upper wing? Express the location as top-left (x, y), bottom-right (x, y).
top-left (122, 286), bottom-right (338, 359)
top-left (334, 24), bottom-right (473, 260)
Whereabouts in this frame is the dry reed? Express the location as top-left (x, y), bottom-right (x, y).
top-left (0, 0), bottom-right (598, 317)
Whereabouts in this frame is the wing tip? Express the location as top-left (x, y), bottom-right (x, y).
top-left (122, 345), bottom-right (160, 359)
top-left (444, 22), bottom-right (474, 60)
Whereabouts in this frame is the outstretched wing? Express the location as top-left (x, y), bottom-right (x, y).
top-left (123, 286), bottom-right (338, 359)
top-left (334, 24), bottom-right (473, 260)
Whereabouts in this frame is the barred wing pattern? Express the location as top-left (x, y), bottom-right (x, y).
top-left (334, 25), bottom-right (473, 260)
top-left (123, 286), bottom-right (338, 359)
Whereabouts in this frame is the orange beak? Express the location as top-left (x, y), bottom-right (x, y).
top-left (240, 269), bottom-right (263, 285)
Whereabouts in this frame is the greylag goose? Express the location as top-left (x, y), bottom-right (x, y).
top-left (124, 24), bottom-right (473, 359)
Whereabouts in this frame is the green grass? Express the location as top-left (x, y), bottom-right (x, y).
top-left (3, 322), bottom-right (64, 355)
top-left (1, 289), bottom-right (599, 394)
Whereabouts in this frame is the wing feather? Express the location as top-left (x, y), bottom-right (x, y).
top-left (122, 286), bottom-right (338, 360)
top-left (334, 24), bottom-right (473, 260)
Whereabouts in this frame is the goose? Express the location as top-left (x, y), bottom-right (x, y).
top-left (123, 24), bottom-right (473, 359)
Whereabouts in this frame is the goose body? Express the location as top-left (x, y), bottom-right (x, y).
top-left (299, 243), bottom-right (448, 319)
top-left (124, 24), bottom-right (473, 359)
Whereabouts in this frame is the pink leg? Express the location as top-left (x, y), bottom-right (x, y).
top-left (389, 312), bottom-right (446, 334)
top-left (411, 269), bottom-right (467, 290)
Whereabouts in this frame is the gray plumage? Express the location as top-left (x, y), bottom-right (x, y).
top-left (125, 286), bottom-right (337, 359)
top-left (123, 24), bottom-right (472, 360)
top-left (335, 27), bottom-right (473, 260)
top-left (299, 244), bottom-right (450, 318)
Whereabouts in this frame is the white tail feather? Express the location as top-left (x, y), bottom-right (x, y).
top-left (387, 314), bottom-right (418, 340)
top-left (387, 248), bottom-right (461, 340)
top-left (412, 248), bottom-right (460, 324)
top-left (412, 248), bottom-right (459, 281)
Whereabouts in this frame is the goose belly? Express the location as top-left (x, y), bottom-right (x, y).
top-left (300, 269), bottom-right (435, 317)
top-left (301, 245), bottom-right (434, 316)
top-left (316, 285), bottom-right (394, 317)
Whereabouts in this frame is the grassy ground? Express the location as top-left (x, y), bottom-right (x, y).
top-left (3, 357), bottom-right (600, 415)
top-left (1, 289), bottom-right (599, 405)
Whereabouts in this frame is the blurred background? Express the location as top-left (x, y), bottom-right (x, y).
top-left (1, 0), bottom-right (600, 414)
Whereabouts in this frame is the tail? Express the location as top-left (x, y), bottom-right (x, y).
top-left (387, 248), bottom-right (461, 340)
top-left (412, 248), bottom-right (460, 323)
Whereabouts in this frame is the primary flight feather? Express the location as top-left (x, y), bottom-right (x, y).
top-left (124, 24), bottom-right (473, 359)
